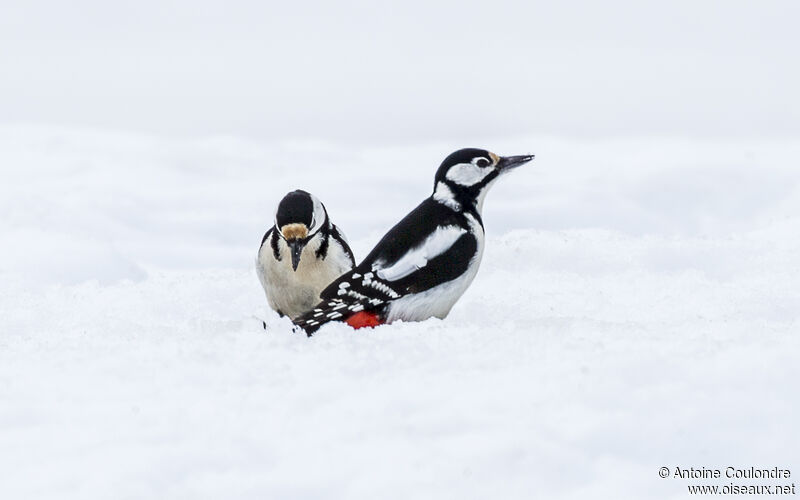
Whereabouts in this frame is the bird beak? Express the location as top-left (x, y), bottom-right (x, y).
top-left (498, 154), bottom-right (534, 172)
top-left (288, 240), bottom-right (305, 271)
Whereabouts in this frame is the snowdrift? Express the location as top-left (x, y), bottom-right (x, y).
top-left (1, 127), bottom-right (798, 499)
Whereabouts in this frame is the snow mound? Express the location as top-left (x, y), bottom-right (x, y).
top-left (1, 127), bottom-right (798, 499)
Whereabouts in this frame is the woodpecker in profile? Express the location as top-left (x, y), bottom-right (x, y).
top-left (256, 190), bottom-right (356, 320)
top-left (294, 148), bottom-right (534, 335)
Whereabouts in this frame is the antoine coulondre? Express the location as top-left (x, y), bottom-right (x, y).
top-left (673, 466), bottom-right (791, 479)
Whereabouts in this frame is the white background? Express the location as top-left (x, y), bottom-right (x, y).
top-left (2, 0), bottom-right (799, 142)
top-left (1, 1), bottom-right (798, 499)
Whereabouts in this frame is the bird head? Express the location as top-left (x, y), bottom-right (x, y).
top-left (275, 190), bottom-right (327, 271)
top-left (433, 148), bottom-right (534, 212)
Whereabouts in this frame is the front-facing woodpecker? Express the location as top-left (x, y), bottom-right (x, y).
top-left (256, 190), bottom-right (355, 320)
top-left (294, 148), bottom-right (534, 335)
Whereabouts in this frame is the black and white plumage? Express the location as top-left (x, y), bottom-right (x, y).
top-left (294, 148), bottom-right (533, 335)
top-left (256, 190), bottom-right (355, 320)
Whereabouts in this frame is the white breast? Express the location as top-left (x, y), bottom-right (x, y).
top-left (256, 234), bottom-right (353, 319)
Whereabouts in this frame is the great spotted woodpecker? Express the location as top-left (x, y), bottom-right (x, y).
top-left (293, 148), bottom-right (533, 335)
top-left (256, 190), bottom-right (355, 320)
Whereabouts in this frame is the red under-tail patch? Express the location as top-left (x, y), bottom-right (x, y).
top-left (345, 311), bottom-right (383, 329)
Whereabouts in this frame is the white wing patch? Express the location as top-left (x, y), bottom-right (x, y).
top-left (376, 225), bottom-right (467, 282)
top-left (446, 163), bottom-right (492, 187)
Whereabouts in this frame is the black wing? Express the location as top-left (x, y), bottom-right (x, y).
top-left (294, 199), bottom-right (479, 334)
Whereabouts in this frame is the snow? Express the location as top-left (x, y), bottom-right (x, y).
top-left (1, 126), bottom-right (799, 499)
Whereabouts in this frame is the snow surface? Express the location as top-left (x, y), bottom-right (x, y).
top-left (1, 126), bottom-right (799, 499)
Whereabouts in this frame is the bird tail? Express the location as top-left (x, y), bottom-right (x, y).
top-left (293, 298), bottom-right (384, 336)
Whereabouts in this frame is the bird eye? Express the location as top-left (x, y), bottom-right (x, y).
top-left (475, 158), bottom-right (490, 167)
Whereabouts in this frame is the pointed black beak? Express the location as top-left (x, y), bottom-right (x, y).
top-left (288, 240), bottom-right (305, 271)
top-left (498, 154), bottom-right (534, 172)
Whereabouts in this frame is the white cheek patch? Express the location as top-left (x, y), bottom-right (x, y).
top-left (308, 195), bottom-right (326, 235)
top-left (446, 163), bottom-right (492, 186)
